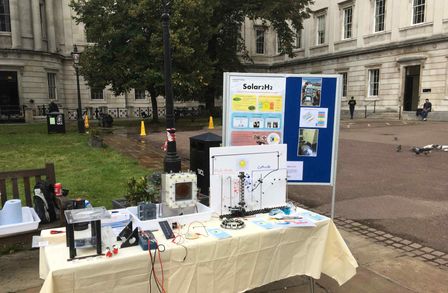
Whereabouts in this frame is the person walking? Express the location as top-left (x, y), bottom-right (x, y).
top-left (348, 96), bottom-right (356, 119)
top-left (421, 98), bottom-right (432, 121)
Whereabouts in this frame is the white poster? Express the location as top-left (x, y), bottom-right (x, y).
top-left (225, 75), bottom-right (286, 146)
top-left (287, 161), bottom-right (304, 181)
top-left (299, 107), bottom-right (328, 128)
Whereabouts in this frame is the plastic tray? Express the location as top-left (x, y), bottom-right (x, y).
top-left (127, 203), bottom-right (213, 231)
top-left (0, 207), bottom-right (41, 237)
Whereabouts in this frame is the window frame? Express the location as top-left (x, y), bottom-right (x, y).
top-left (317, 14), bottom-right (326, 45)
top-left (294, 29), bottom-right (302, 49)
top-left (368, 69), bottom-right (380, 97)
top-left (343, 6), bottom-right (353, 39)
top-left (135, 89), bottom-right (146, 100)
top-left (0, 0), bottom-right (11, 32)
top-left (90, 87), bottom-right (104, 100)
top-left (39, 0), bottom-right (47, 40)
top-left (412, 0), bottom-right (425, 25)
top-left (47, 72), bottom-right (57, 100)
top-left (374, 0), bottom-right (386, 32)
top-left (255, 27), bottom-right (265, 54)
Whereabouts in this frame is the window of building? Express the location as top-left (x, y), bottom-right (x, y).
top-left (413, 0), bottom-right (425, 24)
top-left (368, 69), bottom-right (380, 97)
top-left (39, 0), bottom-right (47, 39)
top-left (374, 0), bottom-right (385, 32)
top-left (294, 29), bottom-right (302, 49)
top-left (343, 6), bottom-right (353, 39)
top-left (317, 14), bottom-right (326, 45)
top-left (135, 89), bottom-right (146, 100)
top-left (47, 73), bottom-right (57, 100)
top-left (255, 28), bottom-right (265, 54)
top-left (91, 87), bottom-right (104, 100)
top-left (342, 72), bottom-right (348, 97)
top-left (0, 0), bottom-right (11, 32)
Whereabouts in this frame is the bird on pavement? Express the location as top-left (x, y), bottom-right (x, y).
top-left (411, 146), bottom-right (433, 155)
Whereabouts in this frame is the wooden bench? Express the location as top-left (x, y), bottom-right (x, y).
top-left (0, 163), bottom-right (58, 250)
top-left (0, 163), bottom-right (56, 208)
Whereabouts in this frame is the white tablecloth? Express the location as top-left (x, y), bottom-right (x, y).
top-left (39, 216), bottom-right (357, 293)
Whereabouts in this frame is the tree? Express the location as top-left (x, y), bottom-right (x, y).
top-left (71, 0), bottom-right (214, 121)
top-left (70, 0), bottom-right (312, 117)
top-left (204, 0), bottom-right (312, 110)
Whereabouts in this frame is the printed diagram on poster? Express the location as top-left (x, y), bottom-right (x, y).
top-left (298, 129), bottom-right (319, 157)
top-left (301, 77), bottom-right (322, 107)
top-left (299, 107), bottom-right (328, 128)
top-left (226, 76), bottom-right (286, 146)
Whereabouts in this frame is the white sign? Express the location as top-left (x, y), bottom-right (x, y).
top-left (299, 107), bottom-right (328, 128)
top-left (209, 144), bottom-right (287, 215)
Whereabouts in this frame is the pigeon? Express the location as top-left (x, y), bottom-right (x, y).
top-left (411, 146), bottom-right (433, 155)
top-left (433, 144), bottom-right (448, 152)
top-left (396, 145), bottom-right (402, 152)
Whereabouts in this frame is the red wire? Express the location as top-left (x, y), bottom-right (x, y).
top-left (148, 240), bottom-right (165, 293)
top-left (155, 240), bottom-right (166, 293)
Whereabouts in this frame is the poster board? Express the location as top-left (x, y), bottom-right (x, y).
top-left (209, 144), bottom-right (287, 215)
top-left (223, 72), bottom-right (342, 186)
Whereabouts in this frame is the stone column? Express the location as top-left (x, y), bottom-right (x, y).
top-left (45, 0), bottom-right (57, 52)
top-left (31, 0), bottom-right (42, 50)
top-left (9, 0), bottom-right (21, 49)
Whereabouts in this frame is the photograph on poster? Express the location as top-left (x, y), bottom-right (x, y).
top-left (250, 118), bottom-right (264, 129)
top-left (266, 118), bottom-right (281, 129)
top-left (233, 116), bottom-right (249, 128)
top-left (298, 128), bottom-right (319, 157)
top-left (301, 77), bottom-right (322, 107)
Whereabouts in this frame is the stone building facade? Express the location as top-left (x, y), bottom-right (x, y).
top-left (242, 0), bottom-right (448, 119)
top-left (0, 0), bottom-right (159, 121)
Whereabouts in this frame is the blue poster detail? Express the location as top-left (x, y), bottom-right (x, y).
top-left (284, 77), bottom-right (337, 184)
top-left (231, 112), bottom-right (282, 130)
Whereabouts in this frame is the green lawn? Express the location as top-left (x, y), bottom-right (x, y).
top-left (0, 123), bottom-right (148, 208)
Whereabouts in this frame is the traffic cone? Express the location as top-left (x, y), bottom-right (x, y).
top-left (208, 115), bottom-right (214, 129)
top-left (140, 120), bottom-right (147, 137)
top-left (84, 115), bottom-right (89, 129)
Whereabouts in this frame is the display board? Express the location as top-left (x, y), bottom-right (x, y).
top-left (223, 73), bottom-right (341, 185)
top-left (209, 144), bottom-right (287, 215)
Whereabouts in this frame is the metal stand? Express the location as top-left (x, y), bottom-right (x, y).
top-left (66, 219), bottom-right (102, 260)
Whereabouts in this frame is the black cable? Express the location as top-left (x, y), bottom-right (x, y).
top-left (250, 168), bottom-right (279, 192)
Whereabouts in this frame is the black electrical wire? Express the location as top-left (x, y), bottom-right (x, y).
top-left (250, 168), bottom-right (279, 192)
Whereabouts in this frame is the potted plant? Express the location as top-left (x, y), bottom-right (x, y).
top-left (112, 173), bottom-right (161, 209)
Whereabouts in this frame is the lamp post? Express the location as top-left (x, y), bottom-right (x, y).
top-left (71, 45), bottom-right (85, 133)
top-left (162, 0), bottom-right (181, 173)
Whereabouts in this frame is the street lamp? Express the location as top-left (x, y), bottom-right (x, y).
top-left (162, 0), bottom-right (181, 173)
top-left (71, 45), bottom-right (85, 134)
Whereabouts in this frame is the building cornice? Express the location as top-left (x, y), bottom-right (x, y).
top-left (0, 48), bottom-right (71, 60)
top-left (244, 34), bottom-right (448, 70)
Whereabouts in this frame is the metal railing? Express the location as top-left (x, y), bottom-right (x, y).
top-left (0, 105), bottom-right (26, 122)
top-left (364, 100), bottom-right (377, 118)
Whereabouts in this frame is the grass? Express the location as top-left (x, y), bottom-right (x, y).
top-left (0, 123), bottom-right (148, 208)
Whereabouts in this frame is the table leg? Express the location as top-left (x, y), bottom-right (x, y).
top-left (308, 277), bottom-right (315, 293)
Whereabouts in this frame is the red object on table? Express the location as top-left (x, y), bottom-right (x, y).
top-left (54, 183), bottom-right (62, 197)
top-left (50, 230), bottom-right (65, 234)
